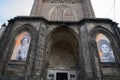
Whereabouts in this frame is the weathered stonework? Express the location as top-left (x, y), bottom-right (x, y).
top-left (0, 17), bottom-right (120, 80)
top-left (0, 0), bottom-right (120, 80)
top-left (30, 0), bottom-right (95, 21)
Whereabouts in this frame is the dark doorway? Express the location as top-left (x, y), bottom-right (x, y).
top-left (56, 73), bottom-right (68, 80)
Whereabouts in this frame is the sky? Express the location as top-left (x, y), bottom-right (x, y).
top-left (0, 0), bottom-right (120, 27)
top-left (91, 0), bottom-right (120, 27)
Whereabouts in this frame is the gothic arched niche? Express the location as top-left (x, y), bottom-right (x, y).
top-left (50, 7), bottom-right (62, 21)
top-left (49, 5), bottom-right (75, 21)
top-left (11, 31), bottom-right (31, 61)
top-left (63, 8), bottom-right (74, 21)
top-left (96, 33), bottom-right (115, 62)
top-left (47, 27), bottom-right (78, 69)
top-left (46, 26), bottom-right (79, 80)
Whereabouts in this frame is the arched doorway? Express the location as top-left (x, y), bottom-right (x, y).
top-left (45, 26), bottom-right (79, 80)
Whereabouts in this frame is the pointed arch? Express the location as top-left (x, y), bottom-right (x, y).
top-left (45, 26), bottom-right (79, 54)
top-left (45, 26), bottom-right (80, 70)
top-left (10, 24), bottom-right (38, 61)
top-left (89, 25), bottom-right (119, 64)
top-left (88, 25), bottom-right (120, 79)
top-left (49, 7), bottom-right (62, 21)
top-left (63, 8), bottom-right (75, 21)
top-left (49, 5), bottom-right (76, 21)
top-left (2, 24), bottom-right (38, 76)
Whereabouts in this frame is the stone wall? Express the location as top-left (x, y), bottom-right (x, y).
top-left (0, 17), bottom-right (119, 80)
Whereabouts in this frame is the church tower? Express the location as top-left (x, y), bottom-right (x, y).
top-left (0, 0), bottom-right (120, 80)
top-left (30, 0), bottom-right (95, 21)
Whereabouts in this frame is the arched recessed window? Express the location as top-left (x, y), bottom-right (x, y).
top-left (11, 31), bottom-right (31, 61)
top-left (96, 33), bottom-right (115, 62)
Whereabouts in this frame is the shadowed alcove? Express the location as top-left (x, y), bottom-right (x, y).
top-left (46, 26), bottom-right (79, 70)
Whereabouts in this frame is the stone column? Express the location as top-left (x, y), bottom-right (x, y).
top-left (33, 22), bottom-right (47, 80)
top-left (82, 0), bottom-right (95, 18)
top-left (80, 25), bottom-right (93, 80)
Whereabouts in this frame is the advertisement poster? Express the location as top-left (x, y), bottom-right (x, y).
top-left (11, 32), bottom-right (31, 61)
top-left (96, 33), bottom-right (115, 62)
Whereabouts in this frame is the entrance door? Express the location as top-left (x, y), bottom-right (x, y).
top-left (56, 73), bottom-right (68, 80)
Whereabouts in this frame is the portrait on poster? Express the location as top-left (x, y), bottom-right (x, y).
top-left (96, 33), bottom-right (115, 62)
top-left (11, 32), bottom-right (31, 61)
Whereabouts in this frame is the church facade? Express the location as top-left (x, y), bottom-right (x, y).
top-left (0, 0), bottom-right (120, 80)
